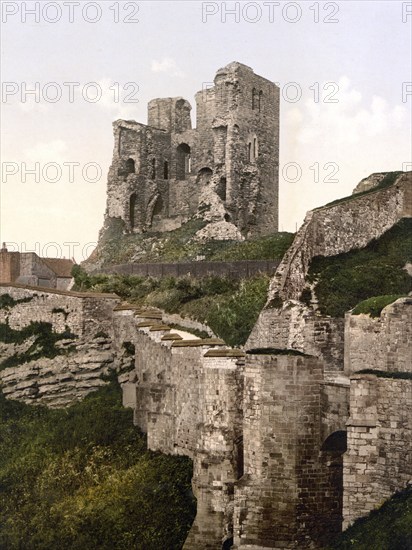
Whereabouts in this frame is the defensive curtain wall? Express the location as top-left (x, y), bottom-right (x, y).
top-left (0, 172), bottom-right (411, 548)
top-left (0, 294), bottom-right (410, 547)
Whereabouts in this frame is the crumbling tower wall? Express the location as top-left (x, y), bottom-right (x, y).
top-left (102, 62), bottom-right (279, 238)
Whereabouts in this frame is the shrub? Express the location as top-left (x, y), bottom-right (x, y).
top-left (0, 379), bottom-right (195, 550)
top-left (352, 295), bottom-right (406, 317)
top-left (0, 294), bottom-right (33, 310)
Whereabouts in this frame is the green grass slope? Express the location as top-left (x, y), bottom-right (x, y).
top-left (73, 270), bottom-right (270, 347)
top-left (304, 219), bottom-right (412, 317)
top-left (0, 377), bottom-right (195, 550)
top-left (329, 486), bottom-right (412, 550)
top-left (85, 217), bottom-right (293, 267)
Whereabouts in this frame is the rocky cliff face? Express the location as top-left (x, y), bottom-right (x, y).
top-left (0, 336), bottom-right (114, 407)
top-left (247, 171), bottom-right (412, 355)
top-left (0, 284), bottom-right (121, 407)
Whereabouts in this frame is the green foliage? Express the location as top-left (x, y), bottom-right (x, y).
top-left (0, 293), bottom-right (33, 310)
top-left (0, 322), bottom-right (77, 370)
top-left (0, 379), bottom-right (195, 549)
top-left (320, 171), bottom-right (404, 209)
top-left (122, 341), bottom-right (135, 356)
top-left (88, 216), bottom-right (293, 267)
top-left (51, 307), bottom-right (69, 320)
top-left (181, 276), bottom-right (270, 346)
top-left (72, 270), bottom-right (269, 346)
top-left (208, 232), bottom-right (295, 261)
top-left (329, 486), bottom-right (412, 550)
top-left (352, 294), bottom-right (406, 317)
top-left (307, 219), bottom-right (412, 317)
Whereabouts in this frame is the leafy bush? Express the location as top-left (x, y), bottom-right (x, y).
top-left (0, 294), bottom-right (33, 310)
top-left (182, 276), bottom-right (270, 346)
top-left (307, 219), bottom-right (412, 317)
top-left (352, 295), bottom-right (406, 317)
top-left (0, 378), bottom-right (195, 549)
top-left (329, 485), bottom-right (412, 550)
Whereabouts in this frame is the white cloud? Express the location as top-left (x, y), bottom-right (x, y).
top-left (89, 77), bottom-right (141, 120)
top-left (279, 76), bottom-right (411, 232)
top-left (151, 57), bottom-right (185, 77)
top-left (294, 76), bottom-right (408, 145)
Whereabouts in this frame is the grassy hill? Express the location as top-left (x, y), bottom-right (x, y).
top-left (73, 269), bottom-right (270, 347)
top-left (84, 217), bottom-right (293, 268)
top-left (329, 486), bottom-right (412, 550)
top-left (304, 219), bottom-right (412, 317)
top-left (0, 376), bottom-right (195, 550)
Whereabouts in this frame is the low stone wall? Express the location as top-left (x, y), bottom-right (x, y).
top-left (0, 284), bottom-right (119, 339)
top-left (343, 374), bottom-right (412, 527)
top-left (344, 297), bottom-right (412, 375)
top-left (99, 259), bottom-right (280, 279)
top-left (112, 306), bottom-right (245, 548)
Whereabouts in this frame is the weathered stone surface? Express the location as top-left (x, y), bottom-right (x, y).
top-left (87, 62), bottom-right (279, 272)
top-left (0, 344), bottom-right (114, 407)
top-left (1, 169), bottom-right (411, 548)
top-left (343, 375), bottom-right (412, 527)
top-left (344, 297), bottom-right (412, 375)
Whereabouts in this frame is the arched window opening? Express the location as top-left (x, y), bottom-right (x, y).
top-left (163, 161), bottom-right (169, 180)
top-left (198, 167), bottom-right (213, 186)
top-left (217, 177), bottom-right (227, 201)
top-left (176, 143), bottom-right (191, 180)
top-left (247, 142), bottom-right (252, 162)
top-left (252, 87), bottom-right (257, 110)
top-left (253, 137), bottom-right (258, 159)
top-left (152, 195), bottom-right (163, 219)
top-left (126, 158), bottom-right (135, 174)
top-left (222, 538), bottom-right (234, 550)
top-left (151, 158), bottom-right (156, 179)
top-left (234, 436), bottom-right (244, 479)
top-left (258, 90), bottom-right (263, 112)
top-left (129, 192), bottom-right (137, 229)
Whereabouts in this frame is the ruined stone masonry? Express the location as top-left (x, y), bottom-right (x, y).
top-left (0, 58), bottom-right (411, 547)
top-left (1, 278), bottom-right (410, 547)
top-left (104, 62), bottom-right (279, 239)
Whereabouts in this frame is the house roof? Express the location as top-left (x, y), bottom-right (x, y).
top-left (42, 258), bottom-right (75, 278)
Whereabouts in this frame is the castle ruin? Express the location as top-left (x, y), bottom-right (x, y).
top-left (0, 61), bottom-right (411, 549)
top-left (105, 62), bottom-right (279, 237)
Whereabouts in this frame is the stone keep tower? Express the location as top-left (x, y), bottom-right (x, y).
top-left (104, 62), bottom-right (280, 237)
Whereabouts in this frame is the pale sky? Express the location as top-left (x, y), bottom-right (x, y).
top-left (1, 0), bottom-right (411, 261)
